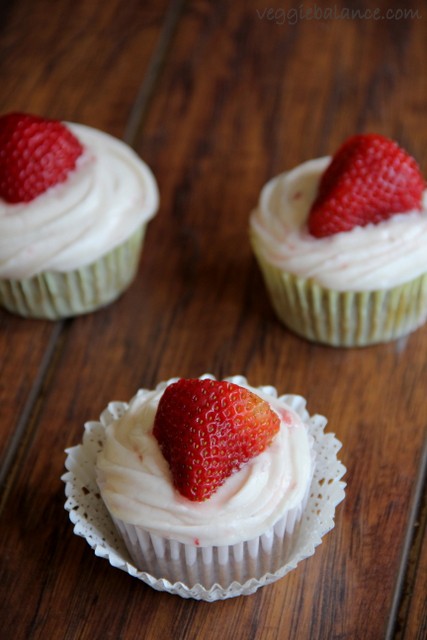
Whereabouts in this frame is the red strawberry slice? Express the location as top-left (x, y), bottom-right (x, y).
top-left (308, 133), bottom-right (425, 238)
top-left (0, 112), bottom-right (83, 203)
top-left (153, 378), bottom-right (280, 502)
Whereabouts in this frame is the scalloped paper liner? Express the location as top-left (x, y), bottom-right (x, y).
top-left (0, 226), bottom-right (145, 320)
top-left (63, 375), bottom-right (346, 601)
top-left (251, 234), bottom-right (427, 347)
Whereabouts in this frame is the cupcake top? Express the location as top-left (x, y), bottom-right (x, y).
top-left (0, 118), bottom-right (159, 279)
top-left (251, 135), bottom-right (427, 291)
top-left (96, 376), bottom-right (314, 547)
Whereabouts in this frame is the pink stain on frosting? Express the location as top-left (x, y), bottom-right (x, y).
top-left (277, 408), bottom-right (293, 425)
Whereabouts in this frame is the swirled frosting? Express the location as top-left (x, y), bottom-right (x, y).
top-left (0, 123), bottom-right (159, 279)
top-left (96, 378), bottom-right (313, 547)
top-left (251, 158), bottom-right (427, 291)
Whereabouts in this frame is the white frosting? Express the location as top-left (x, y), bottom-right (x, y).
top-left (0, 123), bottom-right (159, 278)
top-left (251, 157), bottom-right (427, 291)
top-left (96, 380), bottom-right (313, 547)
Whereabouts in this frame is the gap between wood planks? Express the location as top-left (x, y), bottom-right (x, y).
top-left (0, 0), bottom-right (185, 515)
top-left (0, 322), bottom-right (63, 511)
top-left (386, 439), bottom-right (427, 639)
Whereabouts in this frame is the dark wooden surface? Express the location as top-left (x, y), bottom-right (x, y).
top-left (0, 1), bottom-right (426, 638)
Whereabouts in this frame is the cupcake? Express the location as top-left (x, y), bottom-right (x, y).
top-left (0, 112), bottom-right (159, 319)
top-left (63, 375), bottom-right (346, 600)
top-left (250, 134), bottom-right (427, 346)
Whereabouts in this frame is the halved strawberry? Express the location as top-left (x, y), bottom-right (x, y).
top-left (0, 112), bottom-right (83, 203)
top-left (308, 133), bottom-right (425, 238)
top-left (153, 378), bottom-right (280, 501)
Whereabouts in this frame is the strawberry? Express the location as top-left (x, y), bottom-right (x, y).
top-left (308, 133), bottom-right (425, 238)
top-left (153, 378), bottom-right (280, 501)
top-left (0, 112), bottom-right (83, 203)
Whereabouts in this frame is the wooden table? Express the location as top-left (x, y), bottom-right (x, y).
top-left (1, 1), bottom-right (426, 638)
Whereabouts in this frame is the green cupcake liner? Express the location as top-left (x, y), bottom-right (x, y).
top-left (251, 235), bottom-right (427, 347)
top-left (0, 226), bottom-right (146, 320)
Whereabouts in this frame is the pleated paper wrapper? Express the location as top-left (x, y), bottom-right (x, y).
top-left (251, 233), bottom-right (427, 347)
top-left (0, 226), bottom-right (145, 320)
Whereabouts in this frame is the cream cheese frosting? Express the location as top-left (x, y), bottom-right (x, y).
top-left (96, 378), bottom-right (313, 547)
top-left (251, 157), bottom-right (427, 291)
top-left (0, 123), bottom-right (159, 279)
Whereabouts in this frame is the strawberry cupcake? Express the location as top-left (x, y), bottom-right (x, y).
top-left (0, 112), bottom-right (159, 319)
top-left (250, 134), bottom-right (427, 346)
top-left (63, 375), bottom-right (346, 600)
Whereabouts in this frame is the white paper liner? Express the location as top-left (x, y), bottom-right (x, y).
top-left (62, 376), bottom-right (346, 601)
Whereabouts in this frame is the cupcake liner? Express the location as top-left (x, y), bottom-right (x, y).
top-left (110, 464), bottom-right (312, 589)
top-left (63, 376), bottom-right (346, 601)
top-left (251, 235), bottom-right (427, 347)
top-left (0, 226), bottom-right (145, 320)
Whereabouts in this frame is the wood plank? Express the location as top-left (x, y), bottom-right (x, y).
top-left (0, 0), bottom-right (173, 481)
top-left (0, 317), bottom-right (59, 481)
top-left (0, 0), bottom-right (174, 135)
top-left (403, 520), bottom-right (427, 640)
top-left (394, 446), bottom-right (427, 639)
top-left (1, 1), bottom-right (426, 638)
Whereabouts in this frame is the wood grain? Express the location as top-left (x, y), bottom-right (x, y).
top-left (0, 0), bottom-right (426, 638)
top-left (394, 447), bottom-right (427, 640)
